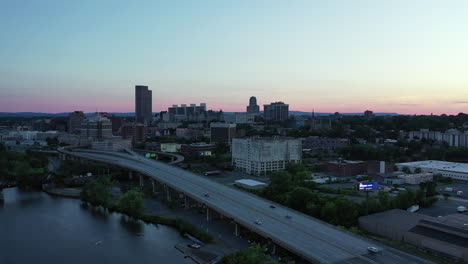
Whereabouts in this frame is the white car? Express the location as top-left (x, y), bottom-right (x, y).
top-left (188, 243), bottom-right (201, 249)
top-left (255, 220), bottom-right (262, 225)
top-left (367, 246), bottom-right (382, 253)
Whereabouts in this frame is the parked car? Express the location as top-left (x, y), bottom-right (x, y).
top-left (255, 220), bottom-right (262, 225)
top-left (188, 243), bottom-right (201, 249)
top-left (203, 193), bottom-right (210, 197)
top-left (367, 246), bottom-right (382, 253)
top-left (270, 205), bottom-right (276, 209)
top-left (285, 215), bottom-right (292, 219)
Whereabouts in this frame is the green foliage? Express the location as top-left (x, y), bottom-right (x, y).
top-left (414, 167), bottom-right (422, 173)
top-left (220, 244), bottom-right (277, 264)
top-left (215, 142), bottom-right (230, 155)
top-left (80, 176), bottom-right (117, 207)
top-left (402, 166), bottom-right (410, 174)
top-left (118, 188), bottom-right (145, 217)
top-left (0, 147), bottom-right (48, 186)
top-left (336, 144), bottom-right (406, 162)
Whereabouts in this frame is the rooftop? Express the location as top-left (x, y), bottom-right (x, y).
top-left (396, 160), bottom-right (468, 173)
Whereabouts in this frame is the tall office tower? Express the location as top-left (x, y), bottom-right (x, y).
top-left (68, 111), bottom-right (85, 134)
top-left (264, 102), bottom-right (289, 121)
top-left (135, 85), bottom-right (153, 124)
top-left (246, 96), bottom-right (260, 113)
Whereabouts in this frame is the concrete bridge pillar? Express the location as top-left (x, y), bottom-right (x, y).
top-left (234, 223), bottom-right (239, 236)
top-left (271, 244), bottom-right (276, 255)
top-left (184, 196), bottom-right (190, 209)
top-left (139, 174), bottom-right (143, 188)
top-left (206, 208), bottom-right (212, 221)
top-left (164, 184), bottom-right (171, 201)
top-left (128, 171), bottom-right (133, 181)
top-left (151, 180), bottom-right (155, 193)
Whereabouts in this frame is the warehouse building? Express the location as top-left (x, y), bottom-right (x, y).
top-left (396, 160), bottom-right (468, 181)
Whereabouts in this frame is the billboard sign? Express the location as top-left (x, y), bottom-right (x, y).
top-left (359, 182), bottom-right (378, 191)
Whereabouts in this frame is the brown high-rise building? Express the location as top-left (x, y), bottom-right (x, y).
top-left (68, 111), bottom-right (85, 134)
top-left (121, 123), bottom-right (147, 144)
top-left (135, 85), bottom-right (153, 124)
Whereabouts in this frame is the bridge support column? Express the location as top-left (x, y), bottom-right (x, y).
top-left (271, 244), bottom-right (276, 255)
top-left (184, 196), bottom-right (189, 209)
top-left (234, 223), bottom-right (239, 236)
top-left (139, 174), bottom-right (143, 188)
top-left (151, 180), bottom-right (155, 193)
top-left (164, 185), bottom-right (171, 201)
top-left (128, 171), bottom-right (133, 181)
top-left (206, 208), bottom-right (212, 221)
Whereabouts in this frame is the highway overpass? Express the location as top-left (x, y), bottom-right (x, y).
top-left (58, 147), bottom-right (434, 264)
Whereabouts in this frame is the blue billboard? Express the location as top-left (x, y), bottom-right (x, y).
top-left (359, 182), bottom-right (378, 191)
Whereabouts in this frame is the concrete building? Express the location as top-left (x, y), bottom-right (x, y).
top-left (396, 160), bottom-right (468, 181)
top-left (359, 209), bottom-right (468, 261)
top-left (121, 123), bottom-right (147, 144)
top-left (397, 173), bottom-right (434, 185)
top-left (80, 114), bottom-right (113, 144)
top-left (235, 179), bottom-right (267, 190)
top-left (246, 96), bottom-right (260, 114)
top-left (67, 111), bottom-right (84, 134)
top-left (210, 123), bottom-right (236, 145)
top-left (135, 85), bottom-right (153, 124)
top-left (409, 129), bottom-right (468, 147)
top-left (176, 128), bottom-right (205, 140)
top-left (232, 137), bottom-right (302, 176)
top-left (264, 102), bottom-right (289, 122)
top-left (160, 143), bottom-right (181, 153)
top-left (325, 160), bottom-right (367, 177)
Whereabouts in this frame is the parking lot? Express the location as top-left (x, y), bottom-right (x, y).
top-left (417, 199), bottom-right (468, 217)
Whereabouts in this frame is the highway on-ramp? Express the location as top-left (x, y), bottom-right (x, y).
top-left (60, 148), bottom-right (435, 264)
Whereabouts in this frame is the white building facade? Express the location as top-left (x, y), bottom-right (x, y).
top-left (232, 137), bottom-right (302, 176)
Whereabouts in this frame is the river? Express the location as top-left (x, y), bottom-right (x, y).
top-left (0, 188), bottom-right (195, 264)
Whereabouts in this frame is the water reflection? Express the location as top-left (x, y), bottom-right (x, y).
top-left (120, 216), bottom-right (144, 234)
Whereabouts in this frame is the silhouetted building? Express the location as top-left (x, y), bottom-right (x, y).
top-left (364, 110), bottom-right (374, 119)
top-left (246, 96), bottom-right (260, 114)
top-left (121, 123), bottom-right (146, 144)
top-left (210, 123), bottom-right (236, 145)
top-left (50, 117), bottom-right (68, 132)
top-left (68, 111), bottom-right (85, 134)
top-left (135, 85), bottom-right (153, 124)
top-left (325, 160), bottom-right (367, 177)
top-left (264, 102), bottom-right (289, 121)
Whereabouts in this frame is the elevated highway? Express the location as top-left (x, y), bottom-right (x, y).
top-left (58, 147), bottom-right (434, 264)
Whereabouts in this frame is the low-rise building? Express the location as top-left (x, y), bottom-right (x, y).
top-left (234, 179), bottom-right (267, 190)
top-left (325, 160), bottom-right (367, 177)
top-left (180, 143), bottom-right (216, 156)
top-left (160, 143), bottom-right (181, 153)
top-left (359, 209), bottom-right (468, 261)
top-left (396, 160), bottom-right (468, 181)
top-left (232, 137), bottom-right (302, 176)
top-left (397, 173), bottom-right (433, 185)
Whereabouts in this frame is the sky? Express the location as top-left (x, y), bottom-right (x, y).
top-left (0, 0), bottom-right (467, 115)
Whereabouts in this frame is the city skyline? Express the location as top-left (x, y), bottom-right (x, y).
top-left (1, 1), bottom-right (468, 115)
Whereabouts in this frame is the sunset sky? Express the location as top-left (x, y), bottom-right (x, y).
top-left (1, 0), bottom-right (467, 114)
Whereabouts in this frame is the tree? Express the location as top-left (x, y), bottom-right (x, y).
top-left (221, 244), bottom-right (270, 264)
top-left (80, 176), bottom-right (116, 206)
top-left (414, 167), bottom-right (422, 173)
top-left (268, 171), bottom-right (292, 194)
top-left (402, 166), bottom-right (410, 174)
top-left (118, 188), bottom-right (145, 216)
top-left (288, 187), bottom-right (313, 212)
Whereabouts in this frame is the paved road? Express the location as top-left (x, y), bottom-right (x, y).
top-left (60, 148), bottom-right (435, 264)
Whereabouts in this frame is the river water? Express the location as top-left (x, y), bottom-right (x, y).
top-left (0, 188), bottom-right (194, 264)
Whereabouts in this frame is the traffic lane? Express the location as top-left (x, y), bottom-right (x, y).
top-left (79, 153), bottom-right (360, 263)
top-left (72, 152), bottom-right (434, 264)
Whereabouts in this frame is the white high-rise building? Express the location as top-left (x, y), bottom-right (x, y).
top-left (232, 137), bottom-right (302, 176)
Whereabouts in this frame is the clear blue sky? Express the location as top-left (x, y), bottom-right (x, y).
top-left (1, 0), bottom-right (467, 114)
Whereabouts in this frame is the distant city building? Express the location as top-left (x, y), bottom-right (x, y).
top-left (364, 110), bottom-right (374, 119)
top-left (210, 123), bottom-right (236, 145)
top-left (108, 114), bottom-right (126, 133)
top-left (246, 96), bottom-right (260, 114)
top-left (121, 123), bottom-right (147, 144)
top-left (408, 129), bottom-right (468, 147)
top-left (160, 143), bottom-right (181, 153)
top-left (264, 102), bottom-right (289, 122)
top-left (302, 136), bottom-right (349, 151)
top-left (135, 85), bottom-right (153, 124)
top-left (176, 128), bottom-right (204, 140)
top-left (167, 103), bottom-right (224, 122)
top-left (232, 137), bottom-right (302, 176)
top-left (80, 113), bottom-right (113, 144)
top-left (67, 111), bottom-right (85, 134)
top-left (396, 160), bottom-right (468, 181)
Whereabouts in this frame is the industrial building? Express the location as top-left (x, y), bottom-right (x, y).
top-left (396, 160), bottom-right (468, 181)
top-left (325, 160), bottom-right (367, 177)
top-left (359, 209), bottom-right (468, 261)
top-left (232, 137), bottom-right (302, 176)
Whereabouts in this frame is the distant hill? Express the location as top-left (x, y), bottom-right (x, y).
top-left (0, 111), bottom-right (399, 118)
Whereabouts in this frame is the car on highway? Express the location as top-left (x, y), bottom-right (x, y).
top-left (203, 193), bottom-right (210, 197)
top-left (367, 246), bottom-right (382, 253)
top-left (188, 243), bottom-right (201, 249)
top-left (270, 205), bottom-right (276, 208)
top-left (285, 215), bottom-right (292, 219)
top-left (255, 220), bottom-right (262, 225)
